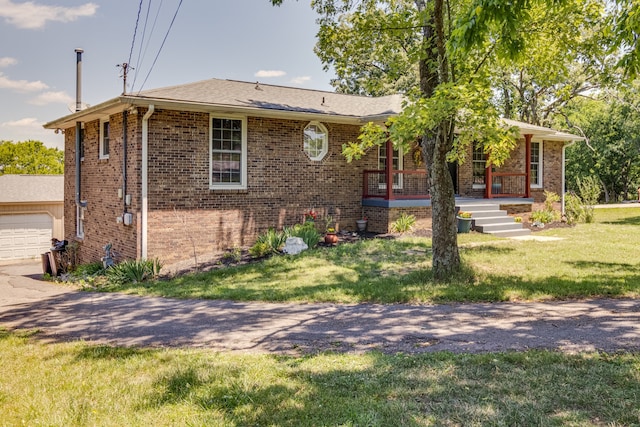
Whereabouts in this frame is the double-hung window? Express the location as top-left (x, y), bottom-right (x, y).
top-left (210, 116), bottom-right (247, 190)
top-left (99, 120), bottom-right (110, 159)
top-left (530, 141), bottom-right (542, 187)
top-left (378, 144), bottom-right (403, 189)
top-left (472, 143), bottom-right (487, 188)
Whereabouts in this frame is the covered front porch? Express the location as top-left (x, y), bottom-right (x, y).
top-left (362, 134), bottom-right (541, 202)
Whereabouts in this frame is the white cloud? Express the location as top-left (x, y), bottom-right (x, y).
top-left (290, 76), bottom-right (312, 85)
top-left (0, 57), bottom-right (17, 68)
top-left (255, 70), bottom-right (286, 78)
top-left (29, 90), bottom-right (73, 106)
top-left (0, 72), bottom-right (48, 92)
top-left (0, 0), bottom-right (98, 29)
top-left (1, 117), bottom-right (41, 129)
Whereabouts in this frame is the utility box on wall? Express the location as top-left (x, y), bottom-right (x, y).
top-left (123, 213), bottom-right (133, 226)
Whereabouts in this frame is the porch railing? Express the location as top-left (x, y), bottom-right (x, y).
top-left (363, 169), bottom-right (429, 200)
top-left (486, 172), bottom-right (527, 198)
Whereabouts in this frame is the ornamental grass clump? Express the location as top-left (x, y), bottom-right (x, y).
top-left (106, 258), bottom-right (162, 284)
top-left (391, 213), bottom-right (416, 233)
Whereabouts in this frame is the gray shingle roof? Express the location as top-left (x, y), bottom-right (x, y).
top-left (0, 175), bottom-right (64, 203)
top-left (132, 78), bottom-right (404, 119)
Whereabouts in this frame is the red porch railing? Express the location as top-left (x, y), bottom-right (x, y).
top-left (485, 172), bottom-right (527, 198)
top-left (363, 169), bottom-right (430, 200)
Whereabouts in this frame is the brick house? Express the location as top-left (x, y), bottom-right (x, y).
top-left (44, 78), bottom-right (582, 267)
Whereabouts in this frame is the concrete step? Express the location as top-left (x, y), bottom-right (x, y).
top-left (473, 216), bottom-right (513, 225)
top-left (475, 222), bottom-right (525, 233)
top-left (468, 210), bottom-right (508, 219)
top-left (457, 203), bottom-right (500, 212)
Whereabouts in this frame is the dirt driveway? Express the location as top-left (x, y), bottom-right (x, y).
top-left (1, 260), bottom-right (639, 354)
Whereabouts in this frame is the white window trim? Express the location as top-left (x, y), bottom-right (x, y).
top-left (303, 121), bottom-right (328, 161)
top-left (99, 119), bottom-right (110, 160)
top-left (209, 114), bottom-right (248, 190)
top-left (472, 143), bottom-right (487, 189)
top-left (76, 204), bottom-right (85, 239)
top-left (378, 145), bottom-right (404, 190)
top-left (530, 140), bottom-right (543, 188)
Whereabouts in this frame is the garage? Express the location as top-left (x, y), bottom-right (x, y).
top-left (0, 175), bottom-right (64, 262)
top-left (0, 214), bottom-right (53, 260)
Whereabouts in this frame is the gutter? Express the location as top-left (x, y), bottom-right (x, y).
top-left (141, 104), bottom-right (154, 259)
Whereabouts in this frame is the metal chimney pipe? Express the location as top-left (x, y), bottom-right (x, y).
top-left (75, 48), bottom-right (83, 112)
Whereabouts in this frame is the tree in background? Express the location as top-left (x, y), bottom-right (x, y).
top-left (562, 88), bottom-right (640, 202)
top-left (0, 140), bottom-right (64, 175)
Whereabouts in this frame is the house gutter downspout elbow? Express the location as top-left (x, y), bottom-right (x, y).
top-left (141, 104), bottom-right (154, 259)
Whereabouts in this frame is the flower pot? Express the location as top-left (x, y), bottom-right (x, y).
top-left (356, 219), bottom-right (368, 232)
top-left (457, 217), bottom-right (472, 233)
top-left (324, 233), bottom-right (339, 245)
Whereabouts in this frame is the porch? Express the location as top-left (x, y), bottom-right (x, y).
top-left (362, 137), bottom-right (537, 202)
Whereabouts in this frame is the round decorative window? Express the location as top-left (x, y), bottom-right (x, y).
top-left (303, 122), bottom-right (328, 161)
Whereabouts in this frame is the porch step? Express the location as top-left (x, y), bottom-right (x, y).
top-left (456, 203), bottom-right (530, 237)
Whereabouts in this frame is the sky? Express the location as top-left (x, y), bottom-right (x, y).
top-left (0, 0), bottom-right (335, 150)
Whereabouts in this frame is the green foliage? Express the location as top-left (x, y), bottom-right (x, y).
top-left (530, 209), bottom-right (556, 224)
top-left (284, 222), bottom-right (321, 248)
top-left (564, 94), bottom-right (640, 202)
top-left (221, 248), bottom-right (242, 263)
top-left (249, 241), bottom-right (271, 259)
top-left (531, 190), bottom-right (561, 224)
top-left (252, 228), bottom-right (286, 256)
top-left (106, 259), bottom-right (162, 285)
top-left (564, 192), bottom-right (584, 225)
top-left (0, 140), bottom-right (63, 175)
top-left (390, 213), bottom-right (416, 233)
top-left (577, 175), bottom-right (601, 223)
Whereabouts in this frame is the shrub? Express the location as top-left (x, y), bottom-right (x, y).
top-left (531, 209), bottom-right (555, 224)
top-left (249, 241), bottom-right (271, 258)
top-left (284, 222), bottom-right (321, 248)
top-left (577, 176), bottom-right (600, 223)
top-left (564, 192), bottom-right (584, 225)
top-left (254, 228), bottom-right (287, 254)
top-left (391, 213), bottom-right (416, 233)
top-left (222, 247), bottom-right (242, 263)
top-left (106, 259), bottom-right (162, 285)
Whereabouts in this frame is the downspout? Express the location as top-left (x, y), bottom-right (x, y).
top-left (122, 109), bottom-right (127, 213)
top-left (141, 104), bottom-right (155, 258)
top-left (561, 140), bottom-right (577, 215)
top-left (74, 48), bottom-right (86, 212)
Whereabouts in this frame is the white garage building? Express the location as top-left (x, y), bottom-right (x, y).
top-left (0, 175), bottom-right (64, 261)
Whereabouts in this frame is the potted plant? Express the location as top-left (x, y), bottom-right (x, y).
top-left (355, 216), bottom-right (368, 232)
top-left (324, 227), bottom-right (338, 244)
top-left (456, 211), bottom-right (473, 233)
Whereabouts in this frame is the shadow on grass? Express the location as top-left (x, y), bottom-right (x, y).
top-left (140, 351), bottom-right (640, 426)
top-left (601, 215), bottom-right (640, 226)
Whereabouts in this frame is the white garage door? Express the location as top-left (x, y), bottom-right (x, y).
top-left (0, 214), bottom-right (53, 260)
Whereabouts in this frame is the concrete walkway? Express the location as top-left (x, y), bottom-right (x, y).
top-left (1, 260), bottom-right (639, 354)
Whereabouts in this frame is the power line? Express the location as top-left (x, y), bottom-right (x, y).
top-left (130, 0), bottom-right (155, 92)
top-left (137, 0), bottom-right (183, 93)
top-left (128, 0), bottom-right (144, 66)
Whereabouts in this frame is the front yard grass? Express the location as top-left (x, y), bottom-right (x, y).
top-left (100, 207), bottom-right (640, 304)
top-left (2, 329), bottom-right (639, 426)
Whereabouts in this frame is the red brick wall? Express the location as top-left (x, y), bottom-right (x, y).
top-left (144, 111), bottom-right (379, 265)
top-left (63, 112), bottom-right (140, 265)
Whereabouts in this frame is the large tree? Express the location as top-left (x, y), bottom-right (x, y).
top-left (0, 140), bottom-right (64, 175)
top-left (562, 89), bottom-right (640, 202)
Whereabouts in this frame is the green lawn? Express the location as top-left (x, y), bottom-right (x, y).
top-left (1, 329), bottom-right (639, 426)
top-left (99, 207), bottom-right (640, 304)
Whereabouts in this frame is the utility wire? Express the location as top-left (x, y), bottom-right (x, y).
top-left (130, 0), bottom-right (154, 92)
top-left (128, 0), bottom-right (144, 66)
top-left (137, 0), bottom-right (183, 93)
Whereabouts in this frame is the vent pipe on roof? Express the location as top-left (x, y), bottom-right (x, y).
top-left (75, 48), bottom-right (86, 213)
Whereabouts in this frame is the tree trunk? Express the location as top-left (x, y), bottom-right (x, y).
top-left (417, 0), bottom-right (461, 280)
top-left (423, 128), bottom-right (460, 279)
